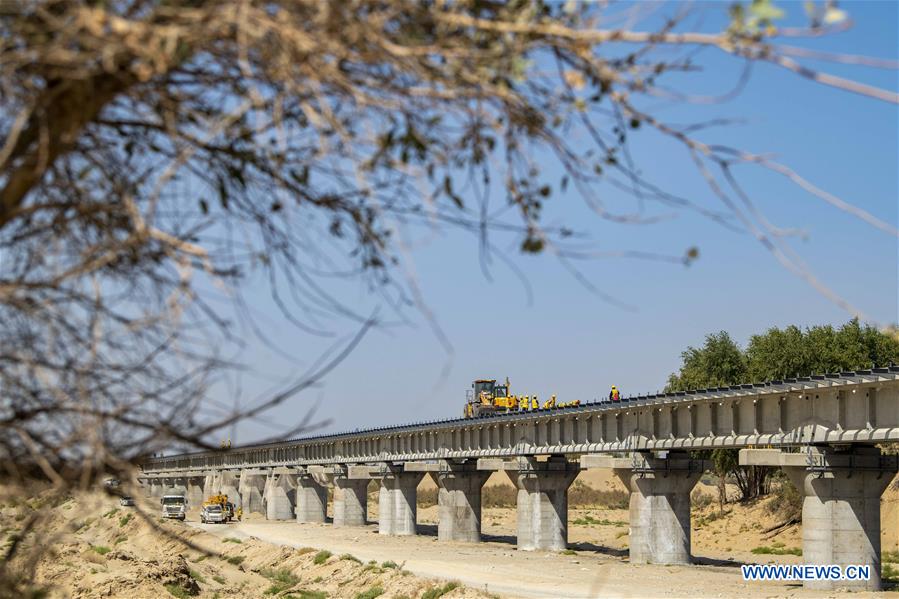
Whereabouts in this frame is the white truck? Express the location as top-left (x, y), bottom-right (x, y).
top-left (160, 494), bottom-right (187, 520)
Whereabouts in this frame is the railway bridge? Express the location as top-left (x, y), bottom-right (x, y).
top-left (140, 366), bottom-right (899, 590)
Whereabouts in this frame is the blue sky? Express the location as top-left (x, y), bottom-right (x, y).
top-left (215, 1), bottom-right (898, 443)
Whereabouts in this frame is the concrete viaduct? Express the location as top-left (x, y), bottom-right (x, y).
top-left (140, 366), bottom-right (899, 590)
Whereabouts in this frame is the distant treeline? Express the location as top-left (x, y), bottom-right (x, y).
top-left (665, 318), bottom-right (899, 392)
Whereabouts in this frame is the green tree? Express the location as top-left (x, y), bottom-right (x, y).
top-left (666, 320), bottom-right (899, 503)
top-left (746, 319), bottom-right (899, 380)
top-left (666, 332), bottom-right (748, 392)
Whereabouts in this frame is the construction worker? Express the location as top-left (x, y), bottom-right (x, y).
top-left (235, 506), bottom-right (243, 521)
top-left (609, 385), bottom-right (620, 402)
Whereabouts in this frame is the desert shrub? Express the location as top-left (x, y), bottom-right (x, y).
top-left (354, 586), bottom-right (384, 599)
top-left (164, 584), bottom-right (192, 599)
top-left (188, 569), bottom-right (207, 584)
top-left (212, 575), bottom-right (226, 584)
top-left (340, 553), bottom-right (361, 563)
top-left (296, 547), bottom-right (316, 555)
top-left (417, 488), bottom-right (437, 507)
top-left (223, 537), bottom-right (242, 544)
top-left (226, 556), bottom-right (244, 565)
top-left (482, 485), bottom-right (517, 508)
top-left (262, 568), bottom-right (300, 595)
top-left (690, 490), bottom-right (714, 510)
top-left (312, 550), bottom-right (332, 565)
top-left (767, 473), bottom-right (802, 523)
top-left (113, 535), bottom-right (127, 545)
top-left (118, 514), bottom-right (133, 527)
top-left (568, 481), bottom-right (628, 509)
top-left (884, 550), bottom-right (899, 564)
top-left (381, 560), bottom-right (398, 569)
top-left (421, 582), bottom-right (460, 599)
top-left (91, 545), bottom-right (111, 555)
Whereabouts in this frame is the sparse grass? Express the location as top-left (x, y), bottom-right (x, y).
top-left (571, 515), bottom-right (627, 527)
top-left (883, 563), bottom-right (899, 583)
top-left (289, 591), bottom-right (327, 599)
top-left (113, 535), bottom-right (127, 545)
top-left (222, 537), bottom-right (242, 544)
top-left (164, 584), bottom-right (191, 599)
top-left (262, 568), bottom-right (301, 595)
top-left (313, 576), bottom-right (323, 583)
top-left (118, 514), bottom-right (133, 527)
top-left (189, 569), bottom-right (207, 584)
top-left (561, 549), bottom-right (576, 555)
top-left (296, 547), bottom-right (316, 555)
top-left (226, 555), bottom-right (244, 565)
top-left (884, 550), bottom-right (899, 564)
top-left (380, 560), bottom-right (398, 569)
top-left (212, 575), bottom-right (226, 585)
top-left (421, 582), bottom-right (460, 599)
top-left (91, 545), bottom-right (111, 556)
top-left (354, 586), bottom-right (384, 599)
top-left (362, 562), bottom-right (381, 573)
top-left (312, 550), bottom-right (332, 565)
top-left (192, 555), bottom-right (208, 563)
top-left (340, 553), bottom-right (361, 563)
top-left (102, 508), bottom-right (119, 519)
top-left (751, 545), bottom-right (801, 556)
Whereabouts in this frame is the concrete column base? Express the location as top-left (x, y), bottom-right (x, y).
top-left (614, 452), bottom-right (702, 565)
top-left (378, 466), bottom-right (423, 536)
top-left (202, 473), bottom-right (218, 500)
top-left (507, 456), bottom-right (579, 551)
top-left (186, 479), bottom-right (204, 507)
top-left (219, 472), bottom-right (241, 510)
top-left (782, 448), bottom-right (895, 591)
top-left (436, 462), bottom-right (490, 543)
top-left (263, 473), bottom-right (297, 520)
top-left (238, 471), bottom-right (266, 514)
top-left (296, 472), bottom-right (328, 523)
top-left (334, 477), bottom-right (369, 527)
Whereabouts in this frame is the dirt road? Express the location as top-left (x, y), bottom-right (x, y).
top-left (192, 517), bottom-right (880, 599)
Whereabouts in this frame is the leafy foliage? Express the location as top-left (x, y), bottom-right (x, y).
top-left (668, 320), bottom-right (899, 501)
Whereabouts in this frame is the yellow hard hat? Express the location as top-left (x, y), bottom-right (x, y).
top-left (611, 385), bottom-right (617, 390)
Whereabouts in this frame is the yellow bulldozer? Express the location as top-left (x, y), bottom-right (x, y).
top-left (463, 378), bottom-right (580, 418)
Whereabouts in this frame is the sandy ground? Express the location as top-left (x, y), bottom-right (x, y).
top-left (7, 472), bottom-right (899, 598)
top-left (1, 490), bottom-right (491, 599)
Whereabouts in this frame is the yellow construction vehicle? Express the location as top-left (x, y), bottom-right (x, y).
top-left (203, 494), bottom-right (233, 521)
top-left (463, 379), bottom-right (581, 418)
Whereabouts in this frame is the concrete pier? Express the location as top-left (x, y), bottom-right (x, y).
top-left (378, 465), bottom-right (423, 536)
top-left (506, 456), bottom-right (579, 551)
top-left (263, 470), bottom-right (297, 520)
top-left (202, 472), bottom-right (218, 500)
top-left (219, 471), bottom-right (241, 509)
top-left (296, 470), bottom-right (328, 523)
top-left (333, 474), bottom-right (370, 527)
top-left (605, 452), bottom-right (703, 565)
top-left (238, 470), bottom-right (266, 514)
top-left (185, 477), bottom-right (204, 507)
top-left (435, 461), bottom-right (491, 543)
top-left (742, 447), bottom-right (898, 591)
